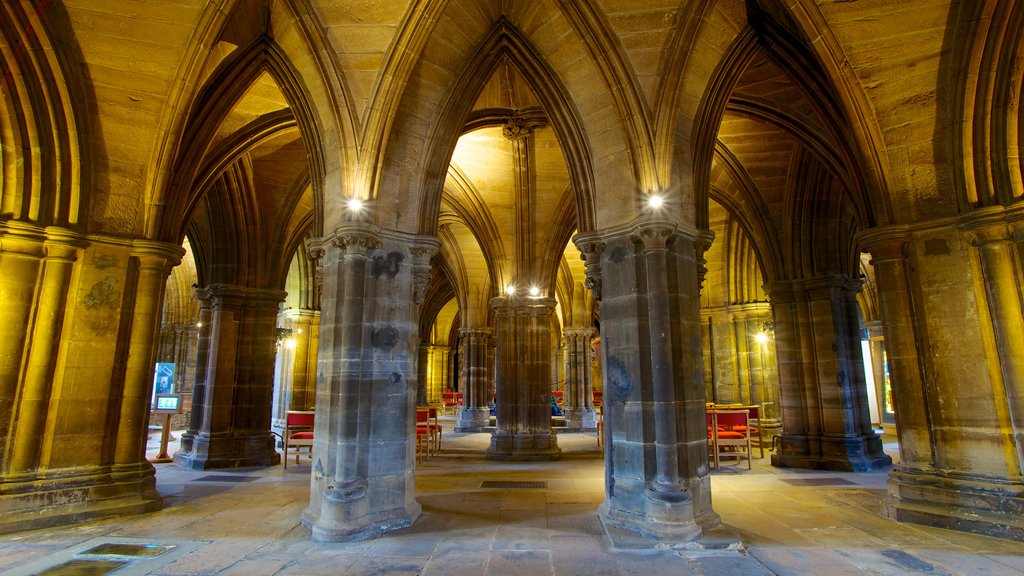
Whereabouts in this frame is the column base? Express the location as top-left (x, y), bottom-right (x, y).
top-left (302, 475), bottom-right (422, 542)
top-left (598, 494), bottom-right (715, 543)
top-left (454, 407), bottom-right (492, 432)
top-left (564, 408), bottom-right (598, 431)
top-left (771, 433), bottom-right (892, 472)
top-left (0, 465), bottom-right (162, 534)
top-left (487, 432), bottom-right (561, 461)
top-left (173, 432), bottom-right (281, 469)
top-left (882, 466), bottom-right (1024, 541)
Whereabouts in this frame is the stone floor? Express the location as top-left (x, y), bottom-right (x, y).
top-left (1, 421), bottom-right (1022, 576)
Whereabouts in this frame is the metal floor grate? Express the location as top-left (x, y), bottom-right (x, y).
top-left (193, 474), bottom-right (260, 483)
top-left (780, 477), bottom-right (857, 486)
top-left (480, 480), bottom-right (547, 489)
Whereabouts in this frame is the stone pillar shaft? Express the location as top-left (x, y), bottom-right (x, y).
top-left (769, 276), bottom-right (890, 471)
top-left (8, 233), bottom-right (82, 474)
top-left (862, 215), bottom-right (1024, 540)
top-left (456, 328), bottom-right (492, 431)
top-left (563, 327), bottom-right (597, 430)
top-left (971, 224), bottom-right (1024, 475)
top-left (302, 226), bottom-right (437, 542)
top-left (172, 284), bottom-right (285, 469)
top-left (0, 226), bottom-right (179, 534)
top-left (113, 244), bottom-right (182, 469)
top-left (576, 220), bottom-right (717, 543)
top-left (487, 297), bottom-right (561, 460)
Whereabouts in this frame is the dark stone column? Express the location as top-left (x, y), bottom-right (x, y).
top-left (576, 220), bottom-right (718, 543)
top-left (563, 327), bottom-right (597, 430)
top-left (301, 225), bottom-right (438, 541)
top-left (173, 284), bottom-right (285, 469)
top-left (768, 276), bottom-right (890, 471)
top-left (487, 296), bottom-right (561, 460)
top-left (455, 328), bottom-right (493, 432)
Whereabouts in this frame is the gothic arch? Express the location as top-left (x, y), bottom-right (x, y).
top-left (410, 18), bottom-right (599, 235)
top-left (950, 0), bottom-right (1024, 208)
top-left (0, 1), bottom-right (85, 228)
top-left (691, 6), bottom-right (890, 231)
top-left (158, 37), bottom-right (326, 244)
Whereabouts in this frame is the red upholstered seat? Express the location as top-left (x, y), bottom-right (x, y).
top-left (283, 411), bottom-right (315, 468)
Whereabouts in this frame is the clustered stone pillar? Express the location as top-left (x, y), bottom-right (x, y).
top-left (576, 220), bottom-right (718, 542)
top-left (487, 296), bottom-right (561, 460)
top-left (862, 212), bottom-right (1024, 540)
top-left (768, 276), bottom-right (890, 471)
top-left (456, 328), bottom-right (493, 431)
top-left (562, 327), bottom-right (597, 430)
top-left (173, 284), bottom-right (285, 469)
top-left (0, 225), bottom-right (181, 533)
top-left (302, 225), bottom-right (438, 541)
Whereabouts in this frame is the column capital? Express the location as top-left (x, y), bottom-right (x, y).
top-left (196, 284), bottom-right (287, 310)
top-left (408, 237), bottom-right (440, 305)
top-left (573, 237), bottom-right (605, 301)
top-left (563, 326), bottom-right (597, 339)
top-left (769, 275), bottom-right (862, 303)
top-left (490, 295), bottom-right (556, 312)
top-left (629, 221), bottom-right (677, 252)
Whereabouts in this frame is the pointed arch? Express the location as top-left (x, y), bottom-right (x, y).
top-left (0, 1), bottom-right (84, 228)
top-left (155, 36), bottom-right (327, 243)
top-left (950, 0), bottom-right (1024, 208)
top-left (692, 9), bottom-right (892, 231)
top-left (415, 19), bottom-right (597, 235)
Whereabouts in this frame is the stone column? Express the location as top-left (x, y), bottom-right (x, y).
top-left (576, 220), bottom-right (718, 542)
top-left (769, 276), bottom-right (890, 471)
top-left (173, 284), bottom-right (285, 469)
top-left (178, 290), bottom-right (213, 455)
top-left (563, 327), bottom-right (597, 430)
top-left (416, 343), bottom-right (429, 404)
top-left (113, 242), bottom-right (187, 470)
top-left (272, 309), bottom-right (320, 427)
top-left (2, 226), bottom-right (87, 477)
top-left (487, 296), bottom-right (561, 460)
top-left (0, 227), bottom-right (181, 534)
top-left (302, 225), bottom-right (438, 541)
top-left (456, 328), bottom-right (493, 431)
top-left (861, 215), bottom-right (1024, 540)
top-left (968, 220), bottom-right (1024, 475)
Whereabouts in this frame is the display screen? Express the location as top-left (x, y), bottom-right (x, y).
top-left (155, 395), bottom-right (179, 411)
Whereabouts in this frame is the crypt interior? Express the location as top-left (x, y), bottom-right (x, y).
top-left (1, 0), bottom-right (1024, 571)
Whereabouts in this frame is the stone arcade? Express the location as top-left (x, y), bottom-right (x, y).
top-left (1, 0), bottom-right (1022, 551)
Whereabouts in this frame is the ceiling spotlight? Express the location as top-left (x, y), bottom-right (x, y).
top-left (346, 198), bottom-right (365, 212)
top-left (647, 195), bottom-right (664, 209)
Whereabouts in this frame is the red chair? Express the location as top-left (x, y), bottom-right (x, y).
top-left (708, 409), bottom-right (751, 470)
top-left (283, 411), bottom-right (315, 468)
top-left (441, 392), bottom-right (457, 415)
top-left (415, 408), bottom-right (433, 462)
top-left (592, 390), bottom-right (603, 408)
top-left (425, 406), bottom-right (442, 451)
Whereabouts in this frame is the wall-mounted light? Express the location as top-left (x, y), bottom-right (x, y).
top-left (528, 285), bottom-right (541, 297)
top-left (647, 194), bottom-right (665, 210)
top-left (505, 285), bottom-right (517, 296)
top-left (346, 198), bottom-right (365, 212)
top-left (754, 332), bottom-right (769, 344)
